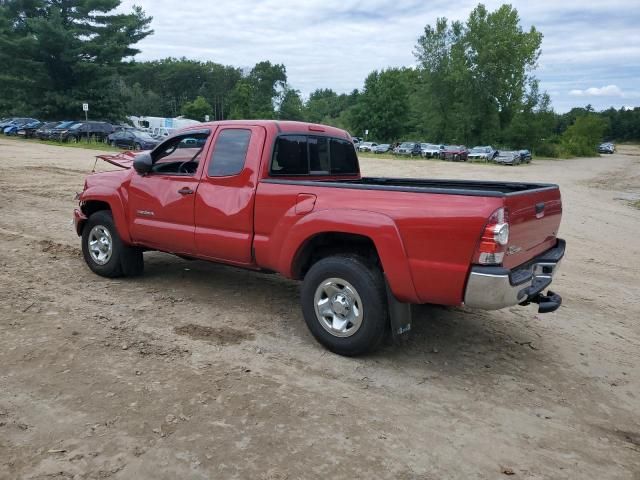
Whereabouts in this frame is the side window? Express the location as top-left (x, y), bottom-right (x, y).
top-left (208, 129), bottom-right (251, 177)
top-left (151, 132), bottom-right (210, 174)
top-left (330, 138), bottom-right (358, 174)
top-left (272, 135), bottom-right (308, 175)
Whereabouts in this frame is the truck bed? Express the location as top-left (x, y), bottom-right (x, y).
top-left (263, 176), bottom-right (558, 197)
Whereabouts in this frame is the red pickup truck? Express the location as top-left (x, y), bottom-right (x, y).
top-left (74, 120), bottom-right (565, 356)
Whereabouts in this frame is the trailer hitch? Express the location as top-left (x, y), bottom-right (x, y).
top-left (524, 290), bottom-right (562, 313)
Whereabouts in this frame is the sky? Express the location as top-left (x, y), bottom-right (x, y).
top-left (118, 0), bottom-right (640, 113)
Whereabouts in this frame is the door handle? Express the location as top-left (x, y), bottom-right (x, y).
top-left (178, 187), bottom-right (194, 195)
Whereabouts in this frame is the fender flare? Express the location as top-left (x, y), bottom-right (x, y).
top-left (79, 188), bottom-right (132, 244)
top-left (276, 209), bottom-right (419, 303)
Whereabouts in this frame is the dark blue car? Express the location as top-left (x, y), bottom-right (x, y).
top-left (3, 118), bottom-right (39, 135)
top-left (107, 129), bottom-right (159, 150)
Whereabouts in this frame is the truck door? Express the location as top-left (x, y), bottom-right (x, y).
top-left (128, 130), bottom-right (213, 255)
top-left (194, 126), bottom-right (266, 265)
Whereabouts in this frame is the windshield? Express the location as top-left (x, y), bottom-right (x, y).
top-left (471, 147), bottom-right (487, 153)
top-left (400, 142), bottom-right (414, 148)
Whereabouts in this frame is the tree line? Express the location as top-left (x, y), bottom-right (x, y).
top-left (1, 1), bottom-right (637, 156)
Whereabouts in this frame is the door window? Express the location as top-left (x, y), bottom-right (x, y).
top-left (151, 131), bottom-right (210, 175)
top-left (208, 129), bottom-right (251, 177)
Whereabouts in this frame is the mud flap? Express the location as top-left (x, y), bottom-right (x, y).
top-left (385, 278), bottom-right (412, 344)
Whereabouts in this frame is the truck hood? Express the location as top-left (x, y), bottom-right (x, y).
top-left (95, 151), bottom-right (140, 169)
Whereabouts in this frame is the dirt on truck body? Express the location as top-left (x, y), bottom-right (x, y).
top-left (0, 138), bottom-right (639, 479)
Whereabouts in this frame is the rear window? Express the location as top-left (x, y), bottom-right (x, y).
top-left (271, 135), bottom-right (358, 176)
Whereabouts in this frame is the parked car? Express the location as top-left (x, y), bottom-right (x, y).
top-left (46, 121), bottom-right (82, 140)
top-left (358, 142), bottom-right (378, 152)
top-left (518, 149), bottom-right (532, 163)
top-left (16, 120), bottom-right (44, 138)
top-left (73, 120), bottom-right (565, 356)
top-left (0, 117), bottom-right (21, 129)
top-left (108, 130), bottom-right (159, 150)
top-left (495, 151), bottom-right (522, 165)
top-left (421, 144), bottom-right (446, 158)
top-left (598, 142), bottom-right (615, 154)
top-left (441, 145), bottom-right (469, 161)
top-left (468, 146), bottom-right (497, 161)
top-left (394, 142), bottom-right (422, 156)
top-left (3, 118), bottom-right (39, 135)
top-left (373, 144), bottom-right (391, 154)
top-left (57, 121), bottom-right (114, 142)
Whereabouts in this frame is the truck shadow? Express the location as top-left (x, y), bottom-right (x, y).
top-left (140, 253), bottom-right (546, 379)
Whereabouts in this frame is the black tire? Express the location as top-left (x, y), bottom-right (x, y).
top-left (81, 210), bottom-right (143, 278)
top-left (134, 142), bottom-right (142, 151)
top-left (301, 255), bottom-right (388, 356)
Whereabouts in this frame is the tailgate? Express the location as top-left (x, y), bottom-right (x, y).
top-left (502, 187), bottom-right (562, 269)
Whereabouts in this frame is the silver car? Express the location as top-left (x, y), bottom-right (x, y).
top-left (494, 151), bottom-right (521, 165)
top-left (468, 146), bottom-right (497, 161)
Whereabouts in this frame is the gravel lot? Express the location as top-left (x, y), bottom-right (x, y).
top-left (1, 138), bottom-right (639, 479)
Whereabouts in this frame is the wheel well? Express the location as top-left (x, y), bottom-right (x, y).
top-left (81, 200), bottom-right (111, 217)
top-left (292, 232), bottom-right (380, 279)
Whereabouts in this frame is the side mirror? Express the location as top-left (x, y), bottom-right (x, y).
top-left (133, 152), bottom-right (152, 175)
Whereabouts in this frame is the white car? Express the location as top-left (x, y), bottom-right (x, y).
top-left (358, 142), bottom-right (378, 152)
top-left (421, 144), bottom-right (446, 158)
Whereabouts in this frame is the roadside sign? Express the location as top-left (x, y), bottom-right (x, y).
top-left (365, 129), bottom-right (369, 135)
top-left (82, 103), bottom-right (89, 112)
top-left (204, 115), bottom-right (210, 121)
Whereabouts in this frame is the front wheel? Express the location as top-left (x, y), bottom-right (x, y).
top-left (301, 255), bottom-right (388, 356)
top-left (81, 210), bottom-right (143, 278)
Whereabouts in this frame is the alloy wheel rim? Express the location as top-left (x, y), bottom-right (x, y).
top-left (313, 278), bottom-right (363, 338)
top-left (88, 225), bottom-right (113, 265)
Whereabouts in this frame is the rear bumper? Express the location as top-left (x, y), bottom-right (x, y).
top-left (464, 239), bottom-right (565, 313)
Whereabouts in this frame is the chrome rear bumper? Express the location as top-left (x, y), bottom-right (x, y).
top-left (464, 239), bottom-right (565, 311)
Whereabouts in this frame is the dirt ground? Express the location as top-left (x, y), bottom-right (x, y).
top-left (1, 138), bottom-right (639, 480)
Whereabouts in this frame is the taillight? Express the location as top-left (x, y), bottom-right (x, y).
top-left (474, 207), bottom-right (510, 265)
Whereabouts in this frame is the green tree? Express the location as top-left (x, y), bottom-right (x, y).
top-left (0, 0), bottom-right (153, 120)
top-left (414, 3), bottom-right (543, 145)
top-left (181, 96), bottom-right (212, 121)
top-left (228, 61), bottom-right (286, 119)
top-left (559, 115), bottom-right (608, 157)
top-left (278, 87), bottom-right (304, 121)
top-left (350, 68), bottom-right (411, 142)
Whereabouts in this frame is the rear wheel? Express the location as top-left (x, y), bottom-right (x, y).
top-left (134, 142), bottom-right (142, 151)
top-left (81, 210), bottom-right (143, 278)
top-left (301, 255), bottom-right (388, 356)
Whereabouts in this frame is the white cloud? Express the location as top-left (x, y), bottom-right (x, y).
top-left (569, 85), bottom-right (624, 97)
top-left (569, 85), bottom-right (640, 98)
top-left (117, 0), bottom-right (640, 112)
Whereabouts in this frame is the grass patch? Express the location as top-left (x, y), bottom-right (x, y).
top-left (631, 200), bottom-right (640, 210)
top-left (3, 135), bottom-right (119, 152)
top-left (37, 139), bottom-right (118, 152)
